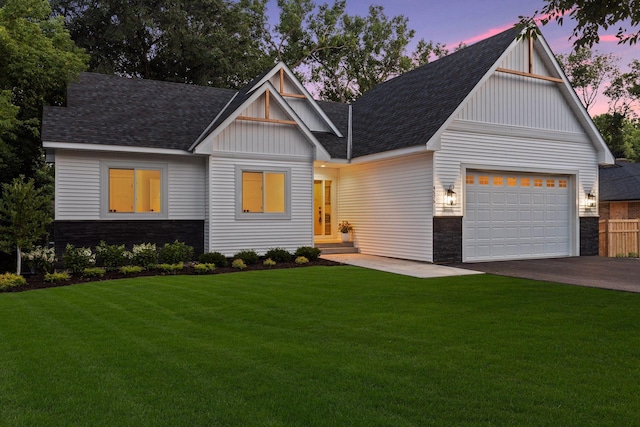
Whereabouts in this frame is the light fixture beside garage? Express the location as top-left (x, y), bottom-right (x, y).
top-left (586, 192), bottom-right (596, 209)
top-left (444, 185), bottom-right (457, 206)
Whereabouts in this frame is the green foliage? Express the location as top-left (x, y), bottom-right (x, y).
top-left (629, 252), bottom-right (639, 258)
top-left (120, 265), bottom-right (144, 276)
top-left (232, 250), bottom-right (259, 265)
top-left (131, 243), bottom-right (157, 268)
top-left (198, 251), bottom-right (228, 267)
top-left (44, 271), bottom-right (70, 282)
top-left (62, 244), bottom-right (95, 274)
top-left (264, 247), bottom-right (292, 263)
top-left (82, 267), bottom-right (106, 278)
top-left (21, 245), bottom-right (56, 274)
top-left (0, 177), bottom-right (53, 274)
top-left (193, 263), bottom-right (216, 274)
top-left (263, 258), bottom-right (276, 267)
top-left (95, 241), bottom-right (132, 269)
top-left (231, 259), bottom-right (247, 270)
top-left (158, 241), bottom-right (194, 264)
top-left (295, 256), bottom-right (309, 265)
top-left (295, 246), bottom-right (321, 261)
top-left (155, 263), bottom-right (184, 274)
top-left (592, 113), bottom-right (640, 161)
top-left (0, 272), bottom-right (26, 290)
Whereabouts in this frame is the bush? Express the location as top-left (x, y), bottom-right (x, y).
top-left (295, 246), bottom-right (321, 261)
top-left (263, 258), bottom-right (276, 267)
top-left (44, 272), bottom-right (71, 283)
top-left (198, 251), bottom-right (228, 267)
top-left (295, 256), bottom-right (309, 265)
top-left (264, 247), bottom-right (292, 263)
top-left (232, 259), bottom-right (246, 270)
top-left (95, 241), bottom-right (132, 269)
top-left (82, 267), bottom-right (106, 278)
top-left (194, 263), bottom-right (216, 274)
top-left (0, 272), bottom-right (26, 290)
top-left (158, 241), bottom-right (194, 264)
top-left (156, 263), bottom-right (184, 274)
top-left (132, 243), bottom-right (157, 268)
top-left (232, 250), bottom-right (259, 265)
top-left (22, 246), bottom-right (56, 274)
top-left (63, 244), bottom-right (96, 274)
top-left (120, 265), bottom-right (144, 276)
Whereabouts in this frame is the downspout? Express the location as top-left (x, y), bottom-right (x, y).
top-left (347, 104), bottom-right (353, 161)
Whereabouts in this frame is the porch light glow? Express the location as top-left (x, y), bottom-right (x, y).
top-left (445, 185), bottom-right (457, 206)
top-left (586, 192), bottom-right (596, 209)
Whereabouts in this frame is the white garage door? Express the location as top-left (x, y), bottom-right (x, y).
top-left (464, 171), bottom-right (571, 262)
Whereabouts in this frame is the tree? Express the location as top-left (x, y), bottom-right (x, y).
top-left (536, 0), bottom-right (640, 47)
top-left (0, 0), bottom-right (87, 186)
top-left (0, 177), bottom-right (53, 275)
top-left (52, 0), bottom-right (273, 89)
top-left (604, 59), bottom-right (640, 116)
top-left (593, 113), bottom-right (640, 161)
top-left (556, 47), bottom-right (618, 112)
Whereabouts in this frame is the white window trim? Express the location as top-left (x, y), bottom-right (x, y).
top-left (235, 166), bottom-right (291, 220)
top-left (100, 161), bottom-right (169, 219)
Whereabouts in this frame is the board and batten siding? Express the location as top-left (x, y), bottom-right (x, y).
top-left (54, 150), bottom-right (206, 220)
top-left (207, 156), bottom-right (313, 255)
top-left (339, 152), bottom-right (434, 262)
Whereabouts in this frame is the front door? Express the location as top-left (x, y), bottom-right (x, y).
top-left (313, 180), bottom-right (333, 238)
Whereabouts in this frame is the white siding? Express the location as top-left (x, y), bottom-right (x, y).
top-left (339, 152), bottom-right (434, 262)
top-left (55, 150), bottom-right (206, 220)
top-left (208, 156), bottom-right (313, 255)
top-left (239, 95), bottom-right (290, 121)
top-left (285, 98), bottom-right (332, 132)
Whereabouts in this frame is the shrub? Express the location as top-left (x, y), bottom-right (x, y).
top-left (198, 251), bottom-right (228, 267)
top-left (95, 241), bottom-right (132, 269)
top-left (158, 241), bottom-right (194, 264)
top-left (295, 256), bottom-right (309, 265)
top-left (232, 250), bottom-right (259, 265)
top-left (22, 246), bottom-right (56, 274)
top-left (264, 247), bottom-right (292, 263)
top-left (132, 243), bottom-right (157, 268)
top-left (629, 252), bottom-right (639, 258)
top-left (120, 265), bottom-right (144, 276)
top-left (0, 273), bottom-right (26, 290)
top-left (82, 267), bottom-right (106, 278)
top-left (156, 263), bottom-right (184, 274)
top-left (194, 263), bottom-right (216, 274)
top-left (44, 272), bottom-right (71, 283)
top-left (263, 258), bottom-right (276, 267)
top-left (232, 259), bottom-right (246, 270)
top-left (63, 244), bottom-right (96, 274)
top-left (295, 246), bottom-right (321, 261)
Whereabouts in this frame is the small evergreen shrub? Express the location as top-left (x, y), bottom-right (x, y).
top-left (22, 246), bottom-right (56, 273)
top-left (232, 259), bottom-right (247, 270)
top-left (232, 250), bottom-right (259, 265)
top-left (44, 272), bottom-right (71, 283)
top-left (158, 241), bottom-right (194, 264)
top-left (156, 263), bottom-right (184, 274)
top-left (120, 265), bottom-right (144, 276)
top-left (295, 246), bottom-right (321, 261)
top-left (263, 258), bottom-right (276, 267)
top-left (63, 244), bottom-right (96, 274)
top-left (95, 241), bottom-right (132, 269)
top-left (295, 256), bottom-right (309, 265)
top-left (132, 243), bottom-right (157, 268)
top-left (198, 251), bottom-right (228, 267)
top-left (0, 273), bottom-right (26, 290)
top-left (264, 247), bottom-right (292, 263)
top-left (82, 267), bottom-right (106, 278)
top-left (194, 263), bottom-right (216, 274)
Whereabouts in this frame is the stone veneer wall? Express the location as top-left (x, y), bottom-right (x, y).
top-left (433, 217), bottom-right (462, 264)
top-left (579, 217), bottom-right (599, 256)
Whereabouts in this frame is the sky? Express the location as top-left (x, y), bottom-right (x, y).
top-left (264, 0), bottom-right (640, 116)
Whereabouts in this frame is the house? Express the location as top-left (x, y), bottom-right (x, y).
top-left (42, 26), bottom-right (614, 263)
top-left (599, 160), bottom-right (640, 220)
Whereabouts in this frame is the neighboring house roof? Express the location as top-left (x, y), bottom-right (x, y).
top-left (600, 160), bottom-right (640, 201)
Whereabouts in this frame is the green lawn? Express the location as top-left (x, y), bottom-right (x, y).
top-left (1, 266), bottom-right (639, 426)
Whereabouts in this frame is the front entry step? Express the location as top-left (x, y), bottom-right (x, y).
top-left (315, 242), bottom-right (359, 255)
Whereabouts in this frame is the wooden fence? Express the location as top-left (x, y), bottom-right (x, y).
top-left (599, 219), bottom-right (640, 257)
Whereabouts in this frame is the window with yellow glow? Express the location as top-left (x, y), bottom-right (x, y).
top-left (466, 175), bottom-right (474, 184)
top-left (507, 177), bottom-right (517, 187)
top-left (534, 179), bottom-right (543, 187)
top-left (521, 178), bottom-right (530, 187)
top-left (109, 168), bottom-right (161, 213)
top-left (493, 177), bottom-right (503, 186)
top-left (479, 176), bottom-right (489, 185)
top-left (242, 171), bottom-right (285, 213)
top-left (559, 179), bottom-right (567, 188)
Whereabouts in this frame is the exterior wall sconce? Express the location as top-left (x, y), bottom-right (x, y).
top-left (586, 192), bottom-right (596, 209)
top-left (444, 185), bottom-right (457, 206)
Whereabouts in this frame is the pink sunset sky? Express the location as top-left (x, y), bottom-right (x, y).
top-left (265, 0), bottom-right (640, 116)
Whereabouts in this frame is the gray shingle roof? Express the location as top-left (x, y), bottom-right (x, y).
top-left (600, 160), bottom-right (640, 201)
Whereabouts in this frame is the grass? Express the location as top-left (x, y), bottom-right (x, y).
top-left (0, 266), bottom-right (639, 426)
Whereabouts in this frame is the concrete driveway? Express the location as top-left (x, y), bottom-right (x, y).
top-left (451, 256), bottom-right (640, 293)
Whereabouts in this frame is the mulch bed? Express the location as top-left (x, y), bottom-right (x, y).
top-left (5, 258), bottom-right (344, 293)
